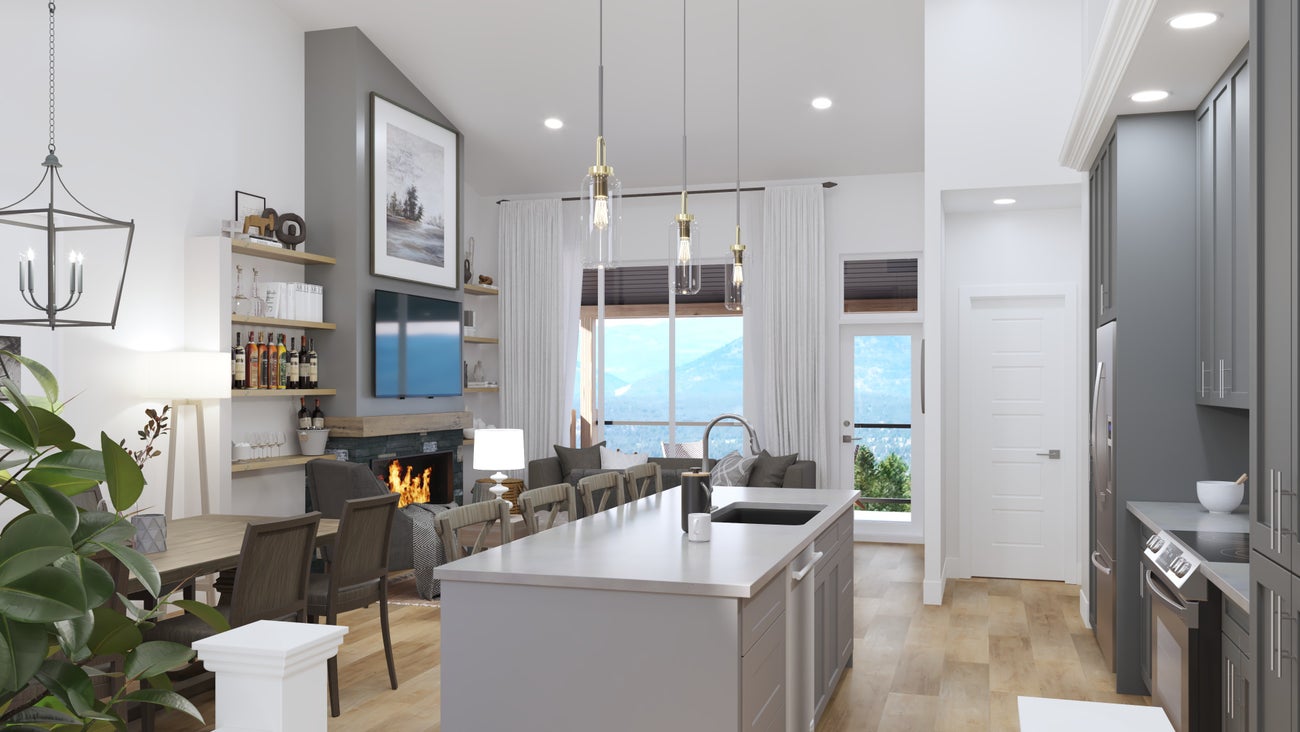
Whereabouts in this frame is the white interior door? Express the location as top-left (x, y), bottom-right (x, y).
top-left (961, 291), bottom-right (1074, 580)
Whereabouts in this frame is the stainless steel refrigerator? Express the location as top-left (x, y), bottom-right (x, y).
top-left (1091, 320), bottom-right (1116, 671)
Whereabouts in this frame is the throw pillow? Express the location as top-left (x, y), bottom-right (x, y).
top-left (748, 450), bottom-right (799, 487)
top-left (600, 446), bottom-right (649, 469)
top-left (710, 451), bottom-right (758, 487)
top-left (565, 468), bottom-right (615, 486)
top-left (554, 442), bottom-right (605, 477)
top-left (660, 440), bottom-right (704, 459)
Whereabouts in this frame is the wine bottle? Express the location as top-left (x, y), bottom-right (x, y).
top-left (298, 337), bottom-right (309, 386)
top-left (258, 332), bottom-right (270, 390)
top-left (311, 398), bottom-right (325, 429)
top-left (247, 330), bottom-right (261, 390)
top-left (232, 332), bottom-right (246, 389)
top-left (297, 397), bottom-right (310, 429)
top-left (276, 334), bottom-right (288, 389)
top-left (288, 337), bottom-right (300, 389)
top-left (307, 338), bottom-right (319, 389)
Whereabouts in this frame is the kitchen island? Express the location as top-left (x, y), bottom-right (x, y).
top-left (436, 485), bottom-right (858, 732)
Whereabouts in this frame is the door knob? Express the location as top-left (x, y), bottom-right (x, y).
top-left (1036, 449), bottom-right (1061, 459)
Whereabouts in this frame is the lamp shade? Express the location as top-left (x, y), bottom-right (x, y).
top-left (133, 352), bottom-right (231, 400)
top-left (473, 428), bottom-right (526, 472)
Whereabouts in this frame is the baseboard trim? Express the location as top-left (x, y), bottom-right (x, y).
top-left (924, 557), bottom-right (952, 605)
top-left (1079, 588), bottom-right (1091, 629)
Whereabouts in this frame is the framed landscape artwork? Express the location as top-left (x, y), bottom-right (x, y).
top-left (370, 93), bottom-right (459, 290)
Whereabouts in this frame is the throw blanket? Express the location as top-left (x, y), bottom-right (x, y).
top-left (403, 503), bottom-right (454, 599)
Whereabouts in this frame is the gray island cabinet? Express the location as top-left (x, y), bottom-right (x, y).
top-left (436, 486), bottom-right (858, 732)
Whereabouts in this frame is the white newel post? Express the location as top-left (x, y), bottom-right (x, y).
top-left (192, 620), bottom-right (348, 732)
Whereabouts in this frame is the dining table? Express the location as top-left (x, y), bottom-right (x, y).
top-left (125, 514), bottom-right (339, 596)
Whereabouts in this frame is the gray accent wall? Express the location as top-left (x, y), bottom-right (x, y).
top-left (305, 26), bottom-right (465, 418)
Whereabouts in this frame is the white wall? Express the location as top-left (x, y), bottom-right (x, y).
top-left (0, 1), bottom-right (305, 517)
top-left (924, 0), bottom-right (1088, 603)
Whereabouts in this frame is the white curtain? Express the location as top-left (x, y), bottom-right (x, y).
top-left (759, 185), bottom-right (828, 484)
top-left (499, 199), bottom-right (581, 464)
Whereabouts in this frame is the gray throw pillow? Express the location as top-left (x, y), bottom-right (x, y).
top-left (564, 467), bottom-right (615, 486)
top-left (710, 451), bottom-right (758, 487)
top-left (554, 441), bottom-right (605, 477)
top-left (748, 450), bottom-right (798, 487)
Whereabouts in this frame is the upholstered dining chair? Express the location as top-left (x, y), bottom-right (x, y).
top-left (518, 482), bottom-right (576, 535)
top-left (141, 512), bottom-right (321, 732)
top-left (624, 462), bottom-right (663, 500)
top-left (434, 499), bottom-right (513, 561)
top-left (576, 471), bottom-right (625, 518)
top-left (307, 493), bottom-right (400, 717)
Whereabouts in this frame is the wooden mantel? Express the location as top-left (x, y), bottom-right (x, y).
top-left (323, 412), bottom-right (472, 438)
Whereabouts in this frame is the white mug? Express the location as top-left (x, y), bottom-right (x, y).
top-left (688, 512), bottom-right (711, 542)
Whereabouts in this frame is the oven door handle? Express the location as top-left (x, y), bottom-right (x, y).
top-left (1144, 569), bottom-right (1199, 628)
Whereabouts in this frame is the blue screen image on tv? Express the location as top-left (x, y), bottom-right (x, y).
top-left (374, 289), bottom-right (462, 398)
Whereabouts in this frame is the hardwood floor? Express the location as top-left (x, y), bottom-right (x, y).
top-left (161, 543), bottom-right (1148, 731)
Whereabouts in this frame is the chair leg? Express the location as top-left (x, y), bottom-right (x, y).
top-left (326, 609), bottom-right (341, 717)
top-left (379, 582), bottom-right (398, 690)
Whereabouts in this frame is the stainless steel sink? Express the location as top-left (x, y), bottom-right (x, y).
top-left (710, 502), bottom-right (822, 526)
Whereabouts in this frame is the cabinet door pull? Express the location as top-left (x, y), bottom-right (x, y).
top-left (1226, 657), bottom-right (1233, 718)
top-left (1218, 359), bottom-right (1225, 398)
top-left (790, 551), bottom-right (823, 582)
top-left (1199, 360), bottom-right (1207, 397)
top-left (1090, 551), bottom-right (1112, 576)
top-left (1269, 589), bottom-right (1275, 673)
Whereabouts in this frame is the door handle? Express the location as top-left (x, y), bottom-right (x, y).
top-left (1036, 450), bottom-right (1061, 459)
top-left (920, 339), bottom-right (926, 415)
top-left (842, 435), bottom-right (862, 443)
top-left (791, 551), bottom-right (824, 582)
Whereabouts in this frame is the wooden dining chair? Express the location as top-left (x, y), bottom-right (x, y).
top-left (434, 499), bottom-right (513, 561)
top-left (141, 512), bottom-right (321, 732)
top-left (624, 463), bottom-right (663, 500)
top-left (576, 471), bottom-right (625, 518)
top-left (307, 493), bottom-right (400, 717)
top-left (518, 483), bottom-right (576, 535)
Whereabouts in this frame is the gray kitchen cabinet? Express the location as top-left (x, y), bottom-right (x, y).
top-left (1090, 132), bottom-right (1118, 325)
top-left (740, 609), bottom-right (786, 732)
top-left (1221, 630), bottom-right (1249, 732)
top-left (1250, 554), bottom-right (1294, 732)
top-left (1195, 48), bottom-right (1251, 409)
top-left (812, 511), bottom-right (853, 720)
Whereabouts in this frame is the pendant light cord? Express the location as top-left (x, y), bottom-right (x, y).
top-left (47, 2), bottom-right (56, 154)
top-left (597, 0), bottom-right (604, 139)
top-left (682, 0), bottom-right (687, 194)
top-left (735, 0), bottom-right (740, 226)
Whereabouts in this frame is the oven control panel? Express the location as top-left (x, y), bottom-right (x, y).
top-left (1143, 531), bottom-right (1201, 589)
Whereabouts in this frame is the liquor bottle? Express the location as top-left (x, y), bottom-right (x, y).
top-left (258, 332), bottom-right (271, 390)
top-left (297, 397), bottom-right (311, 429)
top-left (311, 398), bottom-right (325, 429)
top-left (276, 334), bottom-right (288, 389)
top-left (232, 332), bottom-right (246, 389)
top-left (288, 337), bottom-right (300, 389)
top-left (246, 330), bottom-right (261, 390)
top-left (307, 338), bottom-right (319, 389)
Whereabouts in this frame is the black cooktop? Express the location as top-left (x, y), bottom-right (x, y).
top-left (1171, 529), bottom-right (1250, 563)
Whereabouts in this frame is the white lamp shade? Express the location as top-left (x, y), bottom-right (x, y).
top-left (133, 352), bottom-right (231, 400)
top-left (473, 428), bottom-right (526, 472)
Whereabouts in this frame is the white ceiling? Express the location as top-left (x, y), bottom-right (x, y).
top-left (272, 0), bottom-right (923, 197)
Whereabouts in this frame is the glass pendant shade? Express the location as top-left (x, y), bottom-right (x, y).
top-left (724, 227), bottom-right (746, 311)
top-left (671, 214), bottom-right (702, 295)
top-left (581, 137), bottom-right (621, 269)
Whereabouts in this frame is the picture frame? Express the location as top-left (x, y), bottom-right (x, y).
top-left (234, 191), bottom-right (266, 225)
top-left (0, 336), bottom-right (21, 398)
top-left (370, 93), bottom-right (459, 290)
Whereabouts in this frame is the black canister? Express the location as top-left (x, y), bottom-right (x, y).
top-left (681, 471), bottom-right (711, 532)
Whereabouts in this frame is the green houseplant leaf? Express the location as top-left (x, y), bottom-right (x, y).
top-left (123, 641), bottom-right (195, 681)
top-left (22, 449), bottom-right (106, 497)
top-left (121, 688), bottom-right (202, 721)
top-left (1, 352), bottom-right (59, 408)
top-left (85, 607), bottom-right (141, 658)
top-left (51, 611), bottom-right (94, 662)
top-left (54, 555), bottom-right (114, 611)
top-left (99, 434), bottom-right (143, 512)
top-left (0, 567), bottom-right (88, 623)
top-left (171, 600), bottom-right (230, 634)
top-left (32, 659), bottom-right (97, 718)
top-left (16, 482), bottom-right (79, 535)
top-left (0, 618), bottom-right (47, 694)
top-left (0, 405), bottom-right (35, 455)
top-left (22, 408), bottom-right (76, 451)
top-left (0, 514), bottom-right (73, 586)
top-left (90, 542), bottom-right (159, 600)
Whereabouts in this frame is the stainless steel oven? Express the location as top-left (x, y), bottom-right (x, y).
top-left (1141, 531), bottom-right (1223, 732)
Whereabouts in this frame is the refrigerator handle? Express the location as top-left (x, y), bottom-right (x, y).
top-left (1090, 361), bottom-right (1105, 449)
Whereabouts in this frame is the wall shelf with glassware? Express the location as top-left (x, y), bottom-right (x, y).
top-left (231, 388), bottom-right (337, 399)
top-left (464, 336), bottom-right (498, 345)
top-left (464, 284), bottom-right (499, 296)
top-left (232, 314), bottom-right (337, 330)
top-left (231, 453), bottom-right (338, 474)
top-left (231, 239), bottom-right (337, 266)
top-left (465, 387), bottom-right (499, 393)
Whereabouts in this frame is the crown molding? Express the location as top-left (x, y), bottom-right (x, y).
top-left (1059, 0), bottom-right (1159, 171)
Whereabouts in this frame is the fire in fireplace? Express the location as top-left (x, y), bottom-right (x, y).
top-left (372, 451), bottom-right (454, 508)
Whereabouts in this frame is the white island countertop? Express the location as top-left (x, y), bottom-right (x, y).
top-left (435, 485), bottom-right (859, 598)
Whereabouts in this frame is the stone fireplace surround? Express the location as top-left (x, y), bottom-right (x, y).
top-left (323, 412), bottom-right (470, 504)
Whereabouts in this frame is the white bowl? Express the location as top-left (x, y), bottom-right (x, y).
top-left (298, 428), bottom-right (330, 456)
top-left (463, 427), bottom-right (476, 440)
top-left (1197, 480), bottom-right (1243, 514)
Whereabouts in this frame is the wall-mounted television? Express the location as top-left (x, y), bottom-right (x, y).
top-left (374, 289), bottom-right (462, 398)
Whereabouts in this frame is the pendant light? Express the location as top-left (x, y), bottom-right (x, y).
top-left (724, 0), bottom-right (746, 312)
top-left (0, 2), bottom-right (134, 329)
top-left (671, 0), bottom-right (702, 296)
top-left (581, 0), bottom-right (621, 269)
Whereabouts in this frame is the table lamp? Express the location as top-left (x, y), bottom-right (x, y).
top-left (473, 428), bottom-right (525, 505)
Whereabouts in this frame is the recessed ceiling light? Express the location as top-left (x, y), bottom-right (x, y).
top-left (1168, 12), bottom-right (1220, 29)
top-left (543, 117), bottom-right (564, 129)
top-left (1130, 90), bottom-right (1170, 103)
top-left (811, 97), bottom-right (833, 110)
top-left (993, 198), bottom-right (1016, 206)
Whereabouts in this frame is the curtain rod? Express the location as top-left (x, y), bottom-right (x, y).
top-left (496, 180), bottom-right (837, 205)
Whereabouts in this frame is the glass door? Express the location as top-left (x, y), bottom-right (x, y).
top-left (839, 325), bottom-right (922, 540)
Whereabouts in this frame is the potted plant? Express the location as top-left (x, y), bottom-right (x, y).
top-left (0, 353), bottom-right (226, 729)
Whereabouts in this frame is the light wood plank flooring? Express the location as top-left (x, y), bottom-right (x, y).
top-left (161, 543), bottom-right (1148, 731)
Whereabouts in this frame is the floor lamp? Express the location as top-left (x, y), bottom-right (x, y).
top-left (143, 352), bottom-right (229, 518)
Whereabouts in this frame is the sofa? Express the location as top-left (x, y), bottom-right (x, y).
top-left (527, 455), bottom-right (817, 504)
